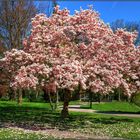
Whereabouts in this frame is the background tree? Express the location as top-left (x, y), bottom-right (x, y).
top-left (0, 0), bottom-right (57, 102)
top-left (0, 0), bottom-right (37, 50)
top-left (0, 0), bottom-right (37, 102)
top-left (111, 19), bottom-right (140, 46)
top-left (0, 0), bottom-right (57, 51)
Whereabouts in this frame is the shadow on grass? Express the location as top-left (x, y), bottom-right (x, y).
top-left (80, 106), bottom-right (91, 109)
top-left (0, 103), bottom-right (138, 131)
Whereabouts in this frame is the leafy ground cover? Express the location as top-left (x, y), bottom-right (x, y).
top-left (0, 128), bottom-right (56, 140)
top-left (0, 101), bottom-right (140, 139)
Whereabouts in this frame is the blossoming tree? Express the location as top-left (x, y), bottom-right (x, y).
top-left (1, 6), bottom-right (140, 117)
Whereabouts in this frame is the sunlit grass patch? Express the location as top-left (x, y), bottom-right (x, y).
top-left (81, 101), bottom-right (140, 113)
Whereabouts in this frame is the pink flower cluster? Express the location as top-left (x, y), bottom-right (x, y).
top-left (1, 6), bottom-right (140, 96)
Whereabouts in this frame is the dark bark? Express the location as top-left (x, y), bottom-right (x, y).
top-left (89, 91), bottom-right (93, 108)
top-left (61, 89), bottom-right (71, 118)
top-left (42, 88), bottom-right (49, 102)
top-left (48, 91), bottom-right (54, 111)
top-left (17, 89), bottom-right (22, 105)
top-left (54, 91), bottom-right (59, 110)
top-left (98, 94), bottom-right (102, 103)
top-left (118, 88), bottom-right (121, 101)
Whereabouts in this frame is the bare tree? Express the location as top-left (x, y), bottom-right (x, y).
top-left (0, 0), bottom-right (36, 49)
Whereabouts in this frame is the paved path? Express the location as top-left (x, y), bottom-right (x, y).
top-left (63, 105), bottom-right (140, 118)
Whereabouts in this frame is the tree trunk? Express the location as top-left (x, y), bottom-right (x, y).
top-left (17, 89), bottom-right (22, 105)
top-left (48, 91), bottom-right (54, 111)
top-left (90, 100), bottom-right (92, 108)
top-left (13, 90), bottom-right (17, 100)
top-left (89, 91), bottom-right (93, 108)
top-left (61, 89), bottom-right (71, 118)
top-left (35, 89), bottom-right (39, 99)
top-left (118, 88), bottom-right (121, 101)
top-left (127, 96), bottom-right (131, 103)
top-left (54, 91), bottom-right (59, 110)
top-left (99, 94), bottom-right (102, 103)
top-left (9, 88), bottom-right (16, 101)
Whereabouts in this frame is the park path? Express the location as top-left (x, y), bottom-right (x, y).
top-left (67, 105), bottom-right (140, 118)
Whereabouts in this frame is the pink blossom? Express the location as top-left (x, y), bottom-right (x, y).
top-left (1, 5), bottom-right (140, 98)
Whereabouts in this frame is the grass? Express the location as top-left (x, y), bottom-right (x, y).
top-left (0, 100), bottom-right (51, 109)
top-left (0, 101), bottom-right (140, 139)
top-left (81, 101), bottom-right (140, 113)
top-left (70, 112), bottom-right (140, 139)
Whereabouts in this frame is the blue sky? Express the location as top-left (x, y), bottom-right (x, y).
top-left (56, 1), bottom-right (140, 23)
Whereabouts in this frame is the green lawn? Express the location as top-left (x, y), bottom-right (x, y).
top-left (0, 101), bottom-right (140, 139)
top-left (0, 100), bottom-right (51, 109)
top-left (81, 101), bottom-right (140, 113)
